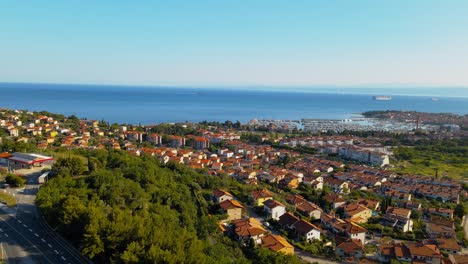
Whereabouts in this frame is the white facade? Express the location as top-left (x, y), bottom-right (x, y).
top-left (305, 228), bottom-right (321, 241)
top-left (348, 232), bottom-right (366, 244)
top-left (264, 204), bottom-right (286, 220)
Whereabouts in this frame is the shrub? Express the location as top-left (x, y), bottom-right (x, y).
top-left (5, 173), bottom-right (25, 187)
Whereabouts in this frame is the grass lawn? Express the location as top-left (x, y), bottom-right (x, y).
top-left (391, 146), bottom-right (468, 179)
top-left (391, 159), bottom-right (468, 179)
top-left (0, 191), bottom-right (16, 207)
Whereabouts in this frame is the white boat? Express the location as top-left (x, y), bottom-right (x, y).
top-left (373, 95), bottom-right (392, 101)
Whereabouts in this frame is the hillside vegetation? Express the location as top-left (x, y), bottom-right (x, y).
top-left (36, 149), bottom-right (303, 264)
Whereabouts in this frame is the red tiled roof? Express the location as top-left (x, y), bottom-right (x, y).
top-left (251, 189), bottom-right (273, 200)
top-left (219, 199), bottom-right (243, 210)
top-left (337, 239), bottom-right (363, 254)
top-left (263, 199), bottom-right (285, 209)
top-left (279, 212), bottom-right (299, 226)
top-left (213, 189), bottom-right (233, 198)
top-left (261, 234), bottom-right (294, 253)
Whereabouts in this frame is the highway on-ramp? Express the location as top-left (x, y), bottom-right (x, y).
top-left (0, 171), bottom-right (91, 264)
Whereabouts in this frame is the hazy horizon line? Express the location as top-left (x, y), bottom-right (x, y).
top-left (1, 81), bottom-right (468, 98)
top-left (2, 80), bottom-right (468, 88)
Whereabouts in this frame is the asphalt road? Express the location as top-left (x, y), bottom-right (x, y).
top-left (0, 171), bottom-right (91, 264)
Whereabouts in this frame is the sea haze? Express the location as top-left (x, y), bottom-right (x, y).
top-left (1, 83), bottom-right (467, 124)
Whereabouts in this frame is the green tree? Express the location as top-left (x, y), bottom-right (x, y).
top-left (454, 204), bottom-right (467, 219)
top-left (36, 148), bottom-right (304, 263)
top-left (5, 173), bottom-right (25, 187)
top-left (410, 210), bottom-right (422, 220)
top-left (52, 157), bottom-right (86, 176)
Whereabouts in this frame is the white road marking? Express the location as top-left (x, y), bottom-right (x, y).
top-left (34, 233), bottom-right (39, 237)
top-left (41, 238), bottom-right (46, 242)
top-left (29, 229), bottom-right (33, 232)
top-left (0, 213), bottom-right (55, 263)
top-left (17, 220), bottom-right (22, 223)
top-left (4, 234), bottom-right (8, 237)
top-left (48, 243), bottom-right (52, 248)
top-left (54, 249), bottom-right (59, 254)
top-left (23, 224), bottom-right (27, 228)
top-left (0, 229), bottom-right (3, 232)
top-left (61, 256), bottom-right (66, 261)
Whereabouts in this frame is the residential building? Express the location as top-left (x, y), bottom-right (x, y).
top-left (378, 243), bottom-right (412, 263)
top-left (343, 221), bottom-right (367, 244)
top-left (427, 207), bottom-right (454, 219)
top-left (8, 127), bottom-right (19, 137)
top-left (338, 147), bottom-right (390, 167)
top-left (324, 193), bottom-right (347, 209)
top-left (342, 203), bottom-right (373, 224)
top-left (169, 136), bottom-right (185, 148)
top-left (146, 133), bottom-right (162, 145)
top-left (232, 218), bottom-right (266, 246)
top-left (321, 214), bottom-right (367, 244)
top-left (382, 207), bottom-right (413, 233)
top-left (250, 189), bottom-right (274, 207)
top-left (296, 201), bottom-right (322, 220)
top-left (426, 222), bottom-right (456, 239)
top-left (194, 137), bottom-right (210, 150)
top-left (278, 212), bottom-right (300, 230)
top-left (261, 234), bottom-right (294, 255)
top-left (292, 219), bottom-right (321, 241)
top-left (324, 177), bottom-right (349, 194)
top-left (407, 243), bottom-right (442, 264)
top-left (263, 199), bottom-right (286, 220)
top-left (335, 239), bottom-right (364, 259)
top-left (213, 189), bottom-right (233, 204)
top-left (423, 238), bottom-right (461, 254)
top-left (356, 198), bottom-right (380, 211)
top-left (219, 199), bottom-right (243, 221)
top-left (448, 254), bottom-right (468, 264)
top-left (126, 131), bottom-right (143, 143)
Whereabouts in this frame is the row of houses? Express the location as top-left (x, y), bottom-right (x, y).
top-left (212, 189), bottom-right (296, 255)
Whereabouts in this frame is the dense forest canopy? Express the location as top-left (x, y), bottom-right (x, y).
top-left (36, 150), bottom-right (302, 264)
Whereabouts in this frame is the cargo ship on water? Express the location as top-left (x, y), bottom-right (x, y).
top-left (373, 95), bottom-right (392, 101)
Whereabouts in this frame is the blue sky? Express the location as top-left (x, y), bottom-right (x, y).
top-left (1, 1), bottom-right (468, 87)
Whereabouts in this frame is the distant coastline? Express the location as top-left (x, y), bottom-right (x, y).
top-left (0, 82), bottom-right (467, 125)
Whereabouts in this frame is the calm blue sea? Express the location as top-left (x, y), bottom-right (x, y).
top-left (0, 83), bottom-right (467, 124)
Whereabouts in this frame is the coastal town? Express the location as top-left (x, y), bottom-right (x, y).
top-left (1, 107), bottom-right (468, 264)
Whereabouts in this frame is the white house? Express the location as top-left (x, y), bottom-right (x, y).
top-left (293, 219), bottom-right (321, 241)
top-left (383, 207), bottom-right (413, 233)
top-left (342, 220), bottom-right (367, 244)
top-left (263, 199), bottom-right (286, 220)
top-left (213, 189), bottom-right (234, 204)
top-left (304, 175), bottom-right (324, 190)
top-left (8, 128), bottom-right (19, 137)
